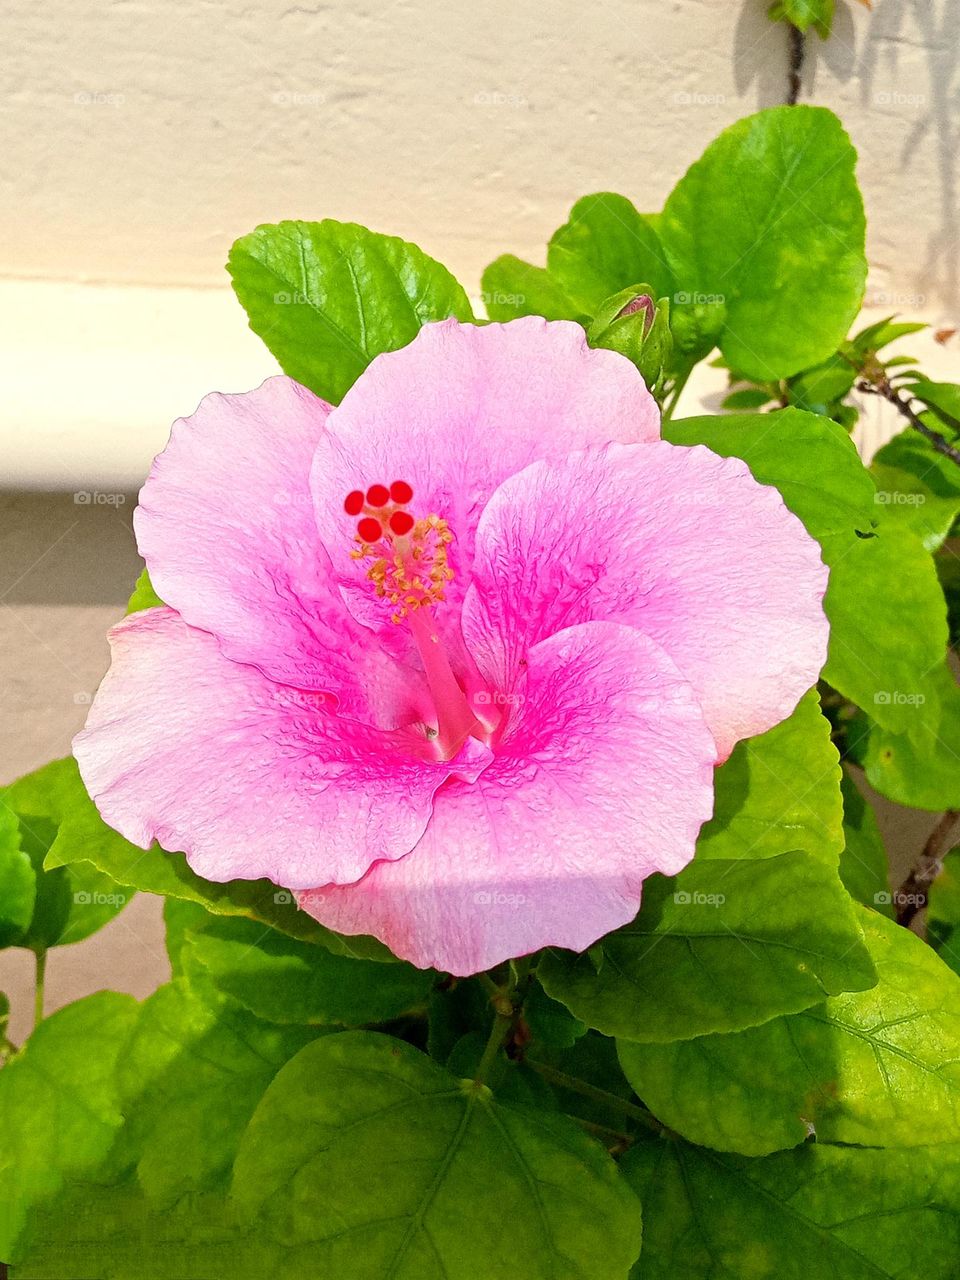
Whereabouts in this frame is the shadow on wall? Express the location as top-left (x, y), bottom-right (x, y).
top-left (733, 0), bottom-right (959, 310)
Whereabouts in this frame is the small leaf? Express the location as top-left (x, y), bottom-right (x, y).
top-left (546, 193), bottom-right (674, 315)
top-left (480, 255), bottom-right (577, 321)
top-left (838, 771), bottom-right (892, 912)
top-left (0, 805), bottom-right (36, 947)
top-left (229, 219), bottom-right (474, 404)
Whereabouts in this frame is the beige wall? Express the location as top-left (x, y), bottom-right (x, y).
top-left (3, 0), bottom-right (958, 309)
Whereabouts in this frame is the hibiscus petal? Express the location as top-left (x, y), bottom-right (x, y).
top-left (135, 375), bottom-right (405, 715)
top-left (463, 442), bottom-right (829, 760)
top-left (309, 318), bottom-right (660, 646)
top-left (73, 608), bottom-right (472, 888)
top-left (299, 621), bottom-right (716, 974)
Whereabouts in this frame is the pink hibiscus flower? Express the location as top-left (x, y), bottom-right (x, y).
top-left (74, 319), bottom-right (828, 975)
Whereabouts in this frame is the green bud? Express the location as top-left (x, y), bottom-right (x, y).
top-left (587, 284), bottom-right (673, 396)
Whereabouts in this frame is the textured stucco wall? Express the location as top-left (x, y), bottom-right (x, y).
top-left (3, 0), bottom-right (958, 307)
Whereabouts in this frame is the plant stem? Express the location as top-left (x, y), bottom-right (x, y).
top-left (33, 948), bottom-right (47, 1031)
top-left (786, 24), bottom-right (806, 105)
top-left (858, 379), bottom-right (960, 469)
top-left (473, 955), bottom-right (534, 1084)
top-left (568, 1115), bottom-right (635, 1152)
top-left (661, 365), bottom-right (693, 422)
top-left (896, 809), bottom-right (960, 931)
top-left (526, 1061), bottom-right (665, 1135)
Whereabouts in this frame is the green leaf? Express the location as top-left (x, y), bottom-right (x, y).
top-left (547, 193), bottom-right (674, 315)
top-left (11, 1182), bottom-right (265, 1279)
top-left (721, 388), bottom-right (773, 410)
top-left (480, 255), bottom-right (577, 321)
top-left (182, 914), bottom-right (435, 1026)
top-left (228, 219), bottom-right (474, 404)
top-left (34, 755), bottom-right (392, 960)
top-left (838, 771), bottom-right (892, 913)
top-left (667, 409), bottom-right (949, 733)
top-left (870, 428), bottom-right (960, 550)
top-left (788, 353), bottom-right (857, 414)
top-left (929, 849), bottom-right (960, 977)
top-left (660, 106), bottom-right (866, 380)
top-left (861, 662), bottom-right (960, 810)
top-left (0, 805), bottom-right (36, 947)
top-left (126, 567), bottom-right (164, 614)
top-left (232, 1031), bottom-right (643, 1279)
top-left (618, 908), bottom-right (960, 1154)
top-left (0, 992), bottom-right (139, 1259)
top-left (2, 760), bottom-right (134, 948)
top-left (524, 981), bottom-right (588, 1050)
top-left (114, 978), bottom-right (324, 1206)
top-left (768, 0), bottom-right (835, 37)
top-left (623, 1137), bottom-right (960, 1279)
top-left (538, 851), bottom-right (876, 1043)
top-left (695, 690), bottom-right (842, 865)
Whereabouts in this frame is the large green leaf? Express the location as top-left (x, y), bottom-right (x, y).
top-left (182, 914), bottom-right (435, 1026)
top-left (695, 690), bottom-right (842, 864)
top-left (480, 255), bottom-right (576, 321)
top-left (30, 755), bottom-right (391, 960)
top-left (838, 771), bottom-right (892, 913)
top-left (659, 106), bottom-right (866, 380)
top-left (228, 219), bottom-right (474, 404)
top-left (0, 992), bottom-right (138, 1259)
top-left (930, 848), bottom-right (960, 977)
top-left (623, 1137), bottom-right (960, 1279)
top-left (2, 760), bottom-right (133, 948)
top-left (870, 429), bottom-right (960, 552)
top-left (618, 908), bottom-right (960, 1154)
top-left (538, 852), bottom-right (876, 1043)
top-left (0, 805), bottom-right (35, 947)
top-left (232, 1031), bottom-right (642, 1279)
top-left (114, 978), bottom-right (324, 1207)
top-left (546, 194), bottom-right (673, 315)
top-left (667, 409), bottom-right (948, 733)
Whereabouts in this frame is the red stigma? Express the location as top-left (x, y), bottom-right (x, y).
top-left (357, 516), bottom-right (384, 543)
top-left (366, 484), bottom-right (390, 507)
top-left (389, 510), bottom-right (415, 536)
top-left (390, 480), bottom-right (414, 504)
top-left (343, 490), bottom-right (364, 516)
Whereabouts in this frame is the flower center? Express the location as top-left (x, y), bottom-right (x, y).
top-left (343, 481), bottom-right (483, 759)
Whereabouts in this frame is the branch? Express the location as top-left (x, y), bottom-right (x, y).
top-left (896, 809), bottom-right (960, 930)
top-left (858, 379), bottom-right (960, 470)
top-left (786, 24), bottom-right (806, 105)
